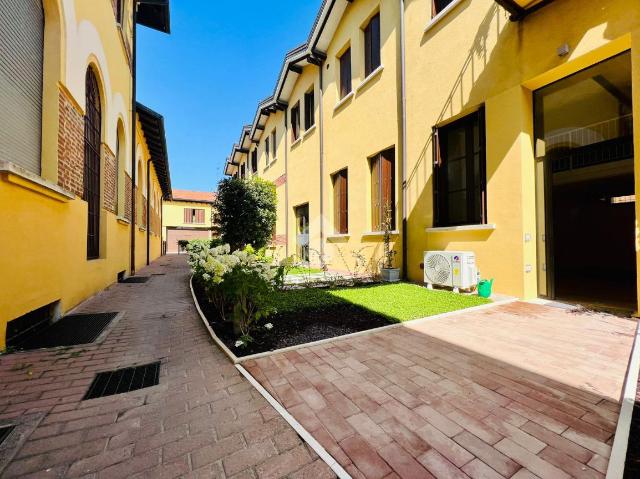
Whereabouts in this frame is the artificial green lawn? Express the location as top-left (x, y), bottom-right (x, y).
top-left (286, 266), bottom-right (324, 275)
top-left (269, 282), bottom-right (490, 322)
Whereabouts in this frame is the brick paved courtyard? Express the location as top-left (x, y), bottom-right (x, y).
top-left (0, 256), bottom-right (332, 478)
top-left (245, 302), bottom-right (637, 478)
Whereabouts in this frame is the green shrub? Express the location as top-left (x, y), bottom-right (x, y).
top-left (213, 177), bottom-right (277, 251)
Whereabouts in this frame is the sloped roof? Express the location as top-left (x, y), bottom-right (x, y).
top-left (171, 189), bottom-right (216, 203)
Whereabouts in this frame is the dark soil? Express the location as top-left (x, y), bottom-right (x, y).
top-left (193, 280), bottom-right (394, 357)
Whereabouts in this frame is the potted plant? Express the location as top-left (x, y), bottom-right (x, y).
top-left (380, 203), bottom-right (400, 282)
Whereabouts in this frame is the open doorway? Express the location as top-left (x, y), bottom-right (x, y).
top-left (534, 52), bottom-right (636, 312)
top-left (295, 203), bottom-right (310, 263)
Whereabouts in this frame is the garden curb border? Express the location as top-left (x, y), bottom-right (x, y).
top-left (606, 319), bottom-right (640, 479)
top-left (190, 275), bottom-right (517, 365)
top-left (236, 363), bottom-right (352, 479)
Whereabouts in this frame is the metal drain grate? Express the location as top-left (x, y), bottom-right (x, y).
top-left (13, 312), bottom-right (118, 351)
top-left (120, 276), bottom-right (150, 284)
top-left (83, 362), bottom-right (160, 400)
top-left (0, 425), bottom-right (14, 446)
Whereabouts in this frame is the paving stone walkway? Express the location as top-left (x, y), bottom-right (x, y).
top-left (245, 302), bottom-right (637, 479)
top-left (0, 255), bottom-right (333, 479)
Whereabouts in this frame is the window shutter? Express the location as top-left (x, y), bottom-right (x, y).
top-left (0, 0), bottom-right (44, 175)
top-left (184, 208), bottom-right (188, 223)
top-left (381, 152), bottom-right (394, 229)
top-left (333, 176), bottom-right (340, 234)
top-left (371, 156), bottom-right (381, 231)
top-left (340, 49), bottom-right (352, 98)
top-left (340, 171), bottom-right (348, 234)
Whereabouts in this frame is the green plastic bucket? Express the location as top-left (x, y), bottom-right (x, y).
top-left (478, 279), bottom-right (494, 298)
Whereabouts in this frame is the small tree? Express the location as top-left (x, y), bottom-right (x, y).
top-left (382, 202), bottom-right (396, 269)
top-left (214, 177), bottom-right (277, 251)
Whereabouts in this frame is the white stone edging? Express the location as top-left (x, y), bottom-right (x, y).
top-left (236, 363), bottom-right (352, 479)
top-left (606, 320), bottom-right (640, 479)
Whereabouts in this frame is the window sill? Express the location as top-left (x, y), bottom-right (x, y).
top-left (424, 0), bottom-right (464, 34)
top-left (356, 65), bottom-right (384, 93)
top-left (362, 230), bottom-right (400, 237)
top-left (290, 137), bottom-right (302, 149)
top-left (0, 160), bottom-right (75, 202)
top-left (425, 223), bottom-right (496, 233)
top-left (333, 91), bottom-right (354, 113)
top-left (138, 226), bottom-right (147, 232)
top-left (303, 124), bottom-right (317, 138)
top-left (327, 233), bottom-right (350, 240)
top-left (116, 216), bottom-right (130, 225)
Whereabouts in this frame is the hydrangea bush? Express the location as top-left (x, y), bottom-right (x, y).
top-left (188, 241), bottom-right (285, 348)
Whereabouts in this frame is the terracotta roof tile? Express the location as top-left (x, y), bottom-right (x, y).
top-left (171, 189), bottom-right (216, 203)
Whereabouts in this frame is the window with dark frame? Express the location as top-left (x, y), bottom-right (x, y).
top-left (433, 108), bottom-right (487, 227)
top-left (339, 48), bottom-right (352, 99)
top-left (265, 137), bottom-right (270, 164)
top-left (332, 169), bottom-right (349, 234)
top-left (291, 103), bottom-right (301, 141)
top-left (271, 129), bottom-right (277, 158)
top-left (184, 208), bottom-right (205, 224)
top-left (304, 89), bottom-right (315, 130)
top-left (251, 149), bottom-right (257, 173)
top-left (432, 0), bottom-right (456, 16)
top-left (240, 163), bottom-right (246, 179)
top-left (364, 13), bottom-right (381, 77)
top-left (115, 0), bottom-right (123, 24)
top-left (370, 148), bottom-right (395, 232)
top-left (84, 68), bottom-right (102, 260)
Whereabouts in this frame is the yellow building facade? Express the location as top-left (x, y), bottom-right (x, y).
top-left (162, 190), bottom-right (216, 254)
top-left (226, 0), bottom-right (640, 312)
top-left (0, 0), bottom-right (172, 349)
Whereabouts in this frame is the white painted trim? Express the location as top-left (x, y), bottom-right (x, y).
top-left (424, 0), bottom-right (464, 34)
top-left (303, 124), bottom-right (317, 138)
top-left (355, 65), bottom-right (384, 93)
top-left (326, 233), bottom-right (350, 240)
top-left (426, 223), bottom-right (496, 233)
top-left (333, 91), bottom-right (354, 112)
top-left (362, 230), bottom-right (400, 237)
top-left (236, 364), bottom-right (352, 479)
top-left (290, 137), bottom-right (302, 149)
top-left (606, 321), bottom-right (640, 479)
top-left (0, 160), bottom-right (75, 200)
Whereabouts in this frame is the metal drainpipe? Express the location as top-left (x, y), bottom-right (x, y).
top-left (146, 159), bottom-right (151, 265)
top-left (399, 0), bottom-right (409, 280)
top-left (130, 2), bottom-right (138, 276)
top-left (284, 109), bottom-right (289, 258)
top-left (160, 197), bottom-right (164, 255)
top-left (319, 61), bottom-right (325, 258)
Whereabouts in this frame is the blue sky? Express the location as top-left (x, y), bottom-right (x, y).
top-left (136, 1), bottom-right (322, 193)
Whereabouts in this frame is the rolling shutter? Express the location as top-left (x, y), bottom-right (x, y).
top-left (0, 0), bottom-right (44, 174)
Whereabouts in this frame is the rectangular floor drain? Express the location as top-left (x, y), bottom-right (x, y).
top-left (0, 426), bottom-right (14, 446)
top-left (83, 362), bottom-right (160, 400)
top-left (120, 276), bottom-right (150, 284)
top-left (12, 312), bottom-right (118, 351)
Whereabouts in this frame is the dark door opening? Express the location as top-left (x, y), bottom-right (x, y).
top-left (534, 51), bottom-right (636, 312)
top-left (295, 204), bottom-right (309, 263)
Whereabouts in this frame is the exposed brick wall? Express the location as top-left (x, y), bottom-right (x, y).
top-left (57, 88), bottom-right (84, 197)
top-left (102, 144), bottom-right (117, 214)
top-left (124, 174), bottom-right (132, 221)
top-left (273, 234), bottom-right (287, 246)
top-left (274, 174), bottom-right (287, 188)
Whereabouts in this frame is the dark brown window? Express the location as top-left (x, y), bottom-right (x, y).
top-left (339, 48), bottom-right (352, 99)
top-left (332, 169), bottom-right (348, 234)
top-left (265, 137), bottom-right (270, 164)
top-left (251, 149), bottom-right (257, 173)
top-left (370, 148), bottom-right (395, 231)
top-left (271, 129), bottom-right (277, 157)
top-left (184, 208), bottom-right (205, 224)
top-left (291, 103), bottom-right (300, 141)
top-left (364, 13), bottom-right (381, 77)
top-left (84, 68), bottom-right (101, 260)
top-left (432, 0), bottom-right (455, 16)
top-left (240, 163), bottom-right (246, 179)
top-left (304, 89), bottom-right (315, 130)
top-left (433, 108), bottom-right (486, 227)
top-left (115, 0), bottom-right (123, 24)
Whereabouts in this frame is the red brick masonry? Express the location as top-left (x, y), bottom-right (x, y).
top-left (0, 256), bottom-right (332, 478)
top-left (57, 87), bottom-right (84, 198)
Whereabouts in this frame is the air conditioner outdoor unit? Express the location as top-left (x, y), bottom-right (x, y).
top-left (424, 251), bottom-right (478, 292)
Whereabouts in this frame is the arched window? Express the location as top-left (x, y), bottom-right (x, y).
top-left (84, 68), bottom-right (102, 260)
top-left (0, 0), bottom-right (44, 174)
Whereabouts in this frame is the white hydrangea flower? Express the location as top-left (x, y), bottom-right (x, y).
top-left (234, 340), bottom-right (244, 348)
top-left (264, 323), bottom-right (273, 330)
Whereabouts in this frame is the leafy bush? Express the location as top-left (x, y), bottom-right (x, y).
top-left (213, 177), bottom-right (277, 251)
top-left (188, 242), bottom-right (285, 347)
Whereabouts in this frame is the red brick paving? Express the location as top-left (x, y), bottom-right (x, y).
top-left (245, 303), bottom-right (636, 478)
top-left (0, 255), bottom-right (332, 478)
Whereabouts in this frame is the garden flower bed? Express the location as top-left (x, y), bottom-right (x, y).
top-left (192, 278), bottom-right (490, 357)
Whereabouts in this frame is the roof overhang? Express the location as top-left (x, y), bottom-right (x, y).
top-left (137, 0), bottom-right (171, 33)
top-left (137, 102), bottom-right (172, 199)
top-left (494, 0), bottom-right (554, 21)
